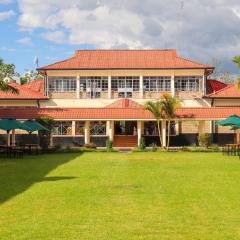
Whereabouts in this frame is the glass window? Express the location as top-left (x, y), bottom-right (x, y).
top-left (49, 77), bottom-right (76, 92)
top-left (174, 76), bottom-right (202, 92)
top-left (111, 76), bottom-right (140, 98)
top-left (143, 76), bottom-right (171, 92)
top-left (80, 76), bottom-right (108, 98)
top-left (53, 121), bottom-right (72, 135)
top-left (90, 121), bottom-right (106, 135)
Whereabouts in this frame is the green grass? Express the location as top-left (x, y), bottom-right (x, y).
top-left (0, 152), bottom-right (240, 239)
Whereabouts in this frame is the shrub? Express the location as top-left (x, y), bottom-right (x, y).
top-left (198, 133), bottom-right (211, 147)
top-left (138, 138), bottom-right (146, 151)
top-left (106, 139), bottom-right (113, 151)
top-left (210, 144), bottom-right (220, 152)
top-left (84, 143), bottom-right (97, 149)
top-left (149, 143), bottom-right (158, 152)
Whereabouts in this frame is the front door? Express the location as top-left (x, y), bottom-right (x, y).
top-left (113, 121), bottom-right (138, 147)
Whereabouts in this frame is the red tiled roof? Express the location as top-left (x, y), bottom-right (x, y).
top-left (207, 83), bottom-right (240, 98)
top-left (207, 79), bottom-right (227, 94)
top-left (106, 99), bottom-right (143, 108)
top-left (23, 79), bottom-right (44, 94)
top-left (38, 49), bottom-right (213, 70)
top-left (1, 106), bottom-right (240, 120)
top-left (0, 82), bottom-right (47, 99)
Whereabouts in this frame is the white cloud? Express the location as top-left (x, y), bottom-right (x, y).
top-left (0, 10), bottom-right (15, 20)
top-left (17, 0), bottom-right (240, 73)
top-left (42, 30), bottom-right (65, 44)
top-left (17, 37), bottom-right (31, 44)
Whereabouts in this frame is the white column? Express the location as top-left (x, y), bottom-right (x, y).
top-left (236, 129), bottom-right (240, 144)
top-left (108, 76), bottom-right (111, 99)
top-left (45, 75), bottom-right (49, 96)
top-left (171, 75), bottom-right (175, 96)
top-left (175, 121), bottom-right (179, 135)
top-left (162, 120), bottom-right (167, 147)
top-left (72, 121), bottom-right (76, 136)
top-left (198, 120), bottom-right (205, 134)
top-left (202, 75), bottom-right (205, 95)
top-left (137, 121), bottom-right (142, 146)
top-left (84, 121), bottom-right (90, 144)
top-left (107, 120), bottom-right (114, 141)
top-left (140, 75), bottom-right (144, 98)
top-left (76, 75), bottom-right (80, 99)
top-left (11, 129), bottom-right (16, 146)
top-left (7, 130), bottom-right (10, 146)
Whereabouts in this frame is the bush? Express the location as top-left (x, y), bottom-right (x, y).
top-left (84, 143), bottom-right (97, 149)
top-left (149, 143), bottom-right (158, 152)
top-left (138, 138), bottom-right (146, 151)
top-left (211, 144), bottom-right (220, 152)
top-left (106, 139), bottom-right (113, 151)
top-left (198, 133), bottom-right (211, 147)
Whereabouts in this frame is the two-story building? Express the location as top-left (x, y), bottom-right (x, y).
top-left (0, 49), bottom-right (239, 147)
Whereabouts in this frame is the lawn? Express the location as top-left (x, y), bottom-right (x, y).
top-left (0, 152), bottom-right (240, 240)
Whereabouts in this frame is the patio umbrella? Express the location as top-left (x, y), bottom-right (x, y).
top-left (23, 119), bottom-right (49, 133)
top-left (217, 114), bottom-right (240, 126)
top-left (0, 118), bottom-right (31, 146)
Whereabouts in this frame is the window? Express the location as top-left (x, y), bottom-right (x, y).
top-left (174, 76), bottom-right (202, 92)
top-left (53, 121), bottom-right (72, 135)
top-left (49, 77), bottom-right (76, 92)
top-left (79, 76), bottom-right (108, 98)
top-left (90, 121), bottom-right (106, 135)
top-left (75, 121), bottom-right (85, 135)
top-left (111, 76), bottom-right (139, 98)
top-left (143, 76), bottom-right (171, 92)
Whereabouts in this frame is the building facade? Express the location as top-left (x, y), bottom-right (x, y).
top-left (0, 49), bottom-right (239, 147)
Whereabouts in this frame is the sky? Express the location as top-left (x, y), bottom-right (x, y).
top-left (0, 0), bottom-right (240, 76)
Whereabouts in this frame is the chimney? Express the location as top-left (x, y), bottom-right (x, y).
top-left (122, 98), bottom-right (129, 107)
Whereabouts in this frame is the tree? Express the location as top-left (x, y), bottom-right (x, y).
top-left (161, 93), bottom-right (182, 149)
top-left (144, 100), bottom-right (163, 147)
top-left (0, 58), bottom-right (18, 93)
top-left (233, 56), bottom-right (240, 88)
top-left (36, 116), bottom-right (55, 151)
top-left (20, 69), bottom-right (43, 85)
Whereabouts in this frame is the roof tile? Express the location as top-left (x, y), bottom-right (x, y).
top-left (39, 49), bottom-right (212, 70)
top-left (0, 81), bottom-right (47, 99)
top-left (0, 106), bottom-right (240, 120)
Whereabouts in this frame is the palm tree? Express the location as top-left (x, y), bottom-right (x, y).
top-left (233, 56), bottom-right (240, 88)
top-left (0, 80), bottom-right (18, 93)
top-left (161, 93), bottom-right (182, 149)
top-left (144, 100), bottom-right (163, 147)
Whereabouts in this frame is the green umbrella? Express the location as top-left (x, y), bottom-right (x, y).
top-left (0, 118), bottom-right (31, 146)
top-left (23, 119), bottom-right (49, 133)
top-left (0, 118), bottom-right (31, 131)
top-left (217, 115), bottom-right (240, 126)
